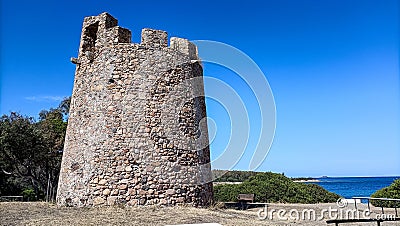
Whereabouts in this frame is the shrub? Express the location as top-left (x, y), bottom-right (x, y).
top-left (371, 179), bottom-right (400, 208)
top-left (214, 172), bottom-right (340, 203)
top-left (21, 188), bottom-right (36, 201)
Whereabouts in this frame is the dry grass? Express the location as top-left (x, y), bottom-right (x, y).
top-left (0, 202), bottom-right (398, 226)
top-left (0, 202), bottom-right (259, 226)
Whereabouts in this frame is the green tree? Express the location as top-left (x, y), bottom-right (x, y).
top-left (0, 112), bottom-right (47, 199)
top-left (37, 108), bottom-right (67, 201)
top-left (58, 96), bottom-right (71, 117)
top-left (0, 97), bottom-right (70, 201)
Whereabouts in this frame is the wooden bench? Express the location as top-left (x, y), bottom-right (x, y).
top-left (237, 194), bottom-right (254, 210)
top-left (237, 194), bottom-right (254, 202)
top-left (327, 218), bottom-right (400, 226)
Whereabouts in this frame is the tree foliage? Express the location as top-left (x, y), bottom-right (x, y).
top-left (0, 97), bottom-right (70, 201)
top-left (371, 179), bottom-right (400, 208)
top-left (214, 171), bottom-right (340, 203)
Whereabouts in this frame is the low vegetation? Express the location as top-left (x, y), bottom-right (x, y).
top-left (371, 179), bottom-right (400, 208)
top-left (212, 169), bottom-right (259, 182)
top-left (213, 171), bottom-right (340, 203)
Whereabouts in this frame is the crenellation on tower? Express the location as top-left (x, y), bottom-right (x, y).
top-left (105, 26), bottom-right (132, 45)
top-left (170, 37), bottom-right (198, 60)
top-left (140, 28), bottom-right (168, 48)
top-left (77, 13), bottom-right (199, 64)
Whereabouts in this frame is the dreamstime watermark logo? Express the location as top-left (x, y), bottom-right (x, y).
top-left (336, 198), bottom-right (348, 208)
top-left (257, 198), bottom-right (396, 221)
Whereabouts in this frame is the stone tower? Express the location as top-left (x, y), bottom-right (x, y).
top-left (56, 12), bottom-right (213, 207)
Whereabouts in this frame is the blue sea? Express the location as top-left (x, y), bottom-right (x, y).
top-left (308, 176), bottom-right (400, 199)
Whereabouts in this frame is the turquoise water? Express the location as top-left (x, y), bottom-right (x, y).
top-left (308, 176), bottom-right (400, 199)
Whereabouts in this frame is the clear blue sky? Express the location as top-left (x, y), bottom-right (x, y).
top-left (1, 0), bottom-right (399, 177)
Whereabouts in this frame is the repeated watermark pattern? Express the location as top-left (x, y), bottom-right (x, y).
top-left (257, 198), bottom-right (397, 222)
top-left (158, 40), bottom-right (276, 183)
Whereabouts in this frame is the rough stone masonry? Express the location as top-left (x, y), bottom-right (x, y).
top-left (56, 12), bottom-right (213, 207)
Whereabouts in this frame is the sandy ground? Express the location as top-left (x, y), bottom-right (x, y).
top-left (0, 202), bottom-right (399, 226)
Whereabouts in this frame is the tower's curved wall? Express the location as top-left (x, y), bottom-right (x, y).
top-left (56, 12), bottom-right (213, 207)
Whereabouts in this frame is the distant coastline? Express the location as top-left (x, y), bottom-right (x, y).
top-left (293, 179), bottom-right (321, 183)
top-left (290, 176), bottom-right (322, 183)
top-left (305, 176), bottom-right (400, 199)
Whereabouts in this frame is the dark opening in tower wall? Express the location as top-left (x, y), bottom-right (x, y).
top-left (82, 22), bottom-right (99, 52)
